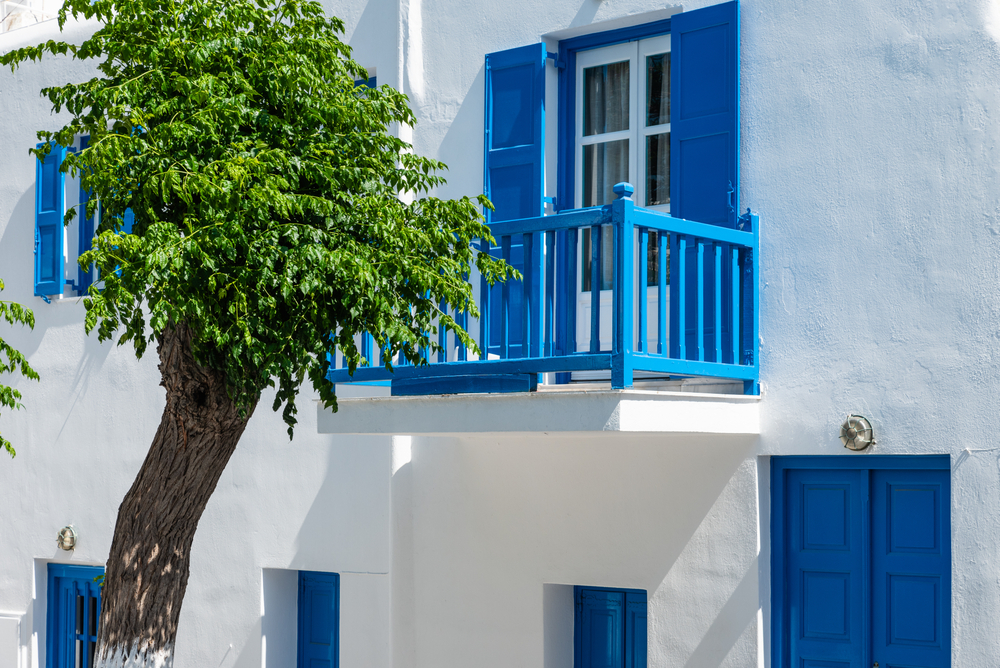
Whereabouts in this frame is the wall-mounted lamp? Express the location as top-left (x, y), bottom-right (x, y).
top-left (840, 415), bottom-right (875, 451)
top-left (56, 525), bottom-right (77, 551)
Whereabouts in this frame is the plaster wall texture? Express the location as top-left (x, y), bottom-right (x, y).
top-left (2, 0), bottom-right (1000, 665)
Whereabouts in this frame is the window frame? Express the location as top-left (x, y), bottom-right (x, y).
top-left (555, 17), bottom-right (673, 214)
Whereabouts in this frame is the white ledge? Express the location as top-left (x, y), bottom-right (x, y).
top-left (316, 389), bottom-right (760, 436)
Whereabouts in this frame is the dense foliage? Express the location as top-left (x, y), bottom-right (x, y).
top-left (1, 0), bottom-right (511, 434)
top-left (0, 280), bottom-right (38, 458)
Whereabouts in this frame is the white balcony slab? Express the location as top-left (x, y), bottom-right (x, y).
top-left (316, 389), bottom-right (760, 436)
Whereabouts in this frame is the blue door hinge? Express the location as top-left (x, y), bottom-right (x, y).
top-left (737, 207), bottom-right (753, 231)
top-left (546, 52), bottom-right (566, 69)
top-left (543, 196), bottom-right (557, 207)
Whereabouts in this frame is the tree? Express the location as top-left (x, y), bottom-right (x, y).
top-left (0, 279), bottom-right (39, 458)
top-left (1, 0), bottom-right (512, 663)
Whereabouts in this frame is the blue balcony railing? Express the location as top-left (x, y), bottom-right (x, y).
top-left (327, 182), bottom-right (759, 395)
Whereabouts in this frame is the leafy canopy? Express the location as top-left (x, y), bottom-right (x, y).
top-left (2, 0), bottom-right (511, 433)
top-left (0, 280), bottom-right (39, 458)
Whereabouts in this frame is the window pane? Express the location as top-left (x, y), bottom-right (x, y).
top-left (583, 139), bottom-right (629, 207)
top-left (646, 53), bottom-right (670, 127)
top-left (75, 639), bottom-right (84, 668)
top-left (644, 232), bottom-right (670, 286)
top-left (645, 133), bottom-right (670, 206)
top-left (581, 226), bottom-right (614, 292)
top-left (584, 61), bottom-right (630, 136)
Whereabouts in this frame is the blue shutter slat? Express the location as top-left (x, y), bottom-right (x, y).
top-left (670, 1), bottom-right (739, 228)
top-left (34, 143), bottom-right (67, 297)
top-left (298, 571), bottom-right (339, 668)
top-left (484, 43), bottom-right (546, 358)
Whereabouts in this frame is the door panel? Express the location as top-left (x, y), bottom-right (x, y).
top-left (785, 469), bottom-right (866, 668)
top-left (871, 470), bottom-right (950, 668)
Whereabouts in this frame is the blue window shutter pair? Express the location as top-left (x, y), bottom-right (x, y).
top-left (34, 143), bottom-right (67, 297)
top-left (575, 587), bottom-right (647, 668)
top-left (298, 571), bottom-right (339, 668)
top-left (46, 563), bottom-right (104, 668)
top-left (78, 136), bottom-right (96, 293)
top-left (483, 42), bottom-right (546, 357)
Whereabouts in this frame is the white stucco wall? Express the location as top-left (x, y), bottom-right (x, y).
top-left (5, 0), bottom-right (1000, 665)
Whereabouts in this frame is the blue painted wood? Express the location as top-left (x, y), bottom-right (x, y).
top-left (670, 234), bottom-right (687, 360)
top-left (784, 467), bottom-right (866, 668)
top-left (611, 183), bottom-right (635, 389)
top-left (391, 374), bottom-right (537, 396)
top-left (627, 353), bottom-right (758, 380)
top-left (437, 302), bottom-right (447, 364)
top-left (731, 245), bottom-right (739, 366)
top-left (545, 230), bottom-right (555, 357)
top-left (480, 237), bottom-right (491, 355)
top-left (501, 235), bottom-right (512, 359)
top-left (576, 588), bottom-right (624, 668)
top-left (488, 206), bottom-right (607, 236)
top-left (47, 563), bottom-right (103, 668)
top-left (871, 468), bottom-right (950, 668)
top-left (35, 143), bottom-right (67, 298)
top-left (771, 456), bottom-right (951, 668)
top-left (523, 231), bottom-right (535, 357)
top-left (298, 571), bottom-right (339, 668)
top-left (590, 224), bottom-right (601, 353)
top-left (77, 136), bottom-right (96, 295)
top-left (657, 232), bottom-right (667, 355)
top-left (696, 239), bottom-right (704, 361)
top-left (624, 591), bottom-right (647, 668)
top-left (630, 208), bottom-right (754, 246)
top-left (328, 353), bottom-right (613, 383)
top-left (556, 19), bottom-right (672, 214)
top-left (484, 44), bottom-right (545, 359)
top-left (638, 227), bottom-right (648, 353)
top-left (714, 243), bottom-right (722, 361)
top-left (670, 1), bottom-right (739, 228)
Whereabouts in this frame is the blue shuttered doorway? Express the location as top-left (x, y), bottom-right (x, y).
top-left (298, 571), bottom-right (340, 668)
top-left (772, 456), bottom-right (951, 668)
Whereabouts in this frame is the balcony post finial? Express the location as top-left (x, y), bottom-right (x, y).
top-left (613, 182), bottom-right (634, 201)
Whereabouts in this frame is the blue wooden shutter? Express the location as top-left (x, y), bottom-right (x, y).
top-left (298, 571), bottom-right (339, 668)
top-left (78, 136), bottom-right (96, 293)
top-left (670, 1), bottom-right (739, 228)
top-left (668, 3), bottom-right (739, 361)
top-left (576, 588), bottom-right (624, 668)
top-left (34, 143), bottom-right (67, 297)
top-left (624, 592), bottom-right (647, 668)
top-left (484, 43), bottom-right (545, 358)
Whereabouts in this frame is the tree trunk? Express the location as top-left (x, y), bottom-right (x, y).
top-left (95, 323), bottom-right (257, 668)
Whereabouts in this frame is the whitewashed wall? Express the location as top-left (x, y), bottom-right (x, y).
top-left (5, 0), bottom-right (1000, 665)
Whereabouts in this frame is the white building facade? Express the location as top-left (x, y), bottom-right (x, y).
top-left (2, 0), bottom-right (999, 666)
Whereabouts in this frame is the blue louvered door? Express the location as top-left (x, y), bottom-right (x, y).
top-left (47, 564), bottom-right (103, 668)
top-left (668, 1), bottom-right (739, 362)
top-left (298, 571), bottom-right (339, 668)
top-left (776, 458), bottom-right (951, 668)
top-left (483, 43), bottom-right (546, 359)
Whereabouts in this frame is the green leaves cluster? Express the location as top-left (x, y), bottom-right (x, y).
top-left (2, 0), bottom-right (513, 434)
top-left (0, 280), bottom-right (39, 458)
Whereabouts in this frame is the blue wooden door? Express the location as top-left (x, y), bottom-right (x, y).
top-left (871, 469), bottom-right (951, 668)
top-left (298, 571), bottom-right (339, 668)
top-left (578, 589), bottom-right (624, 668)
top-left (784, 468), bottom-right (867, 668)
top-left (775, 458), bottom-right (950, 668)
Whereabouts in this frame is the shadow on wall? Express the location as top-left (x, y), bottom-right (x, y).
top-left (407, 433), bottom-right (759, 667)
top-left (0, 188), bottom-right (43, 357)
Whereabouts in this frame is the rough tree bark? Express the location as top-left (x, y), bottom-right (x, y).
top-left (95, 323), bottom-right (257, 668)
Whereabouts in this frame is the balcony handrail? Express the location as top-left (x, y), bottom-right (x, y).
top-left (328, 182), bottom-right (759, 394)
